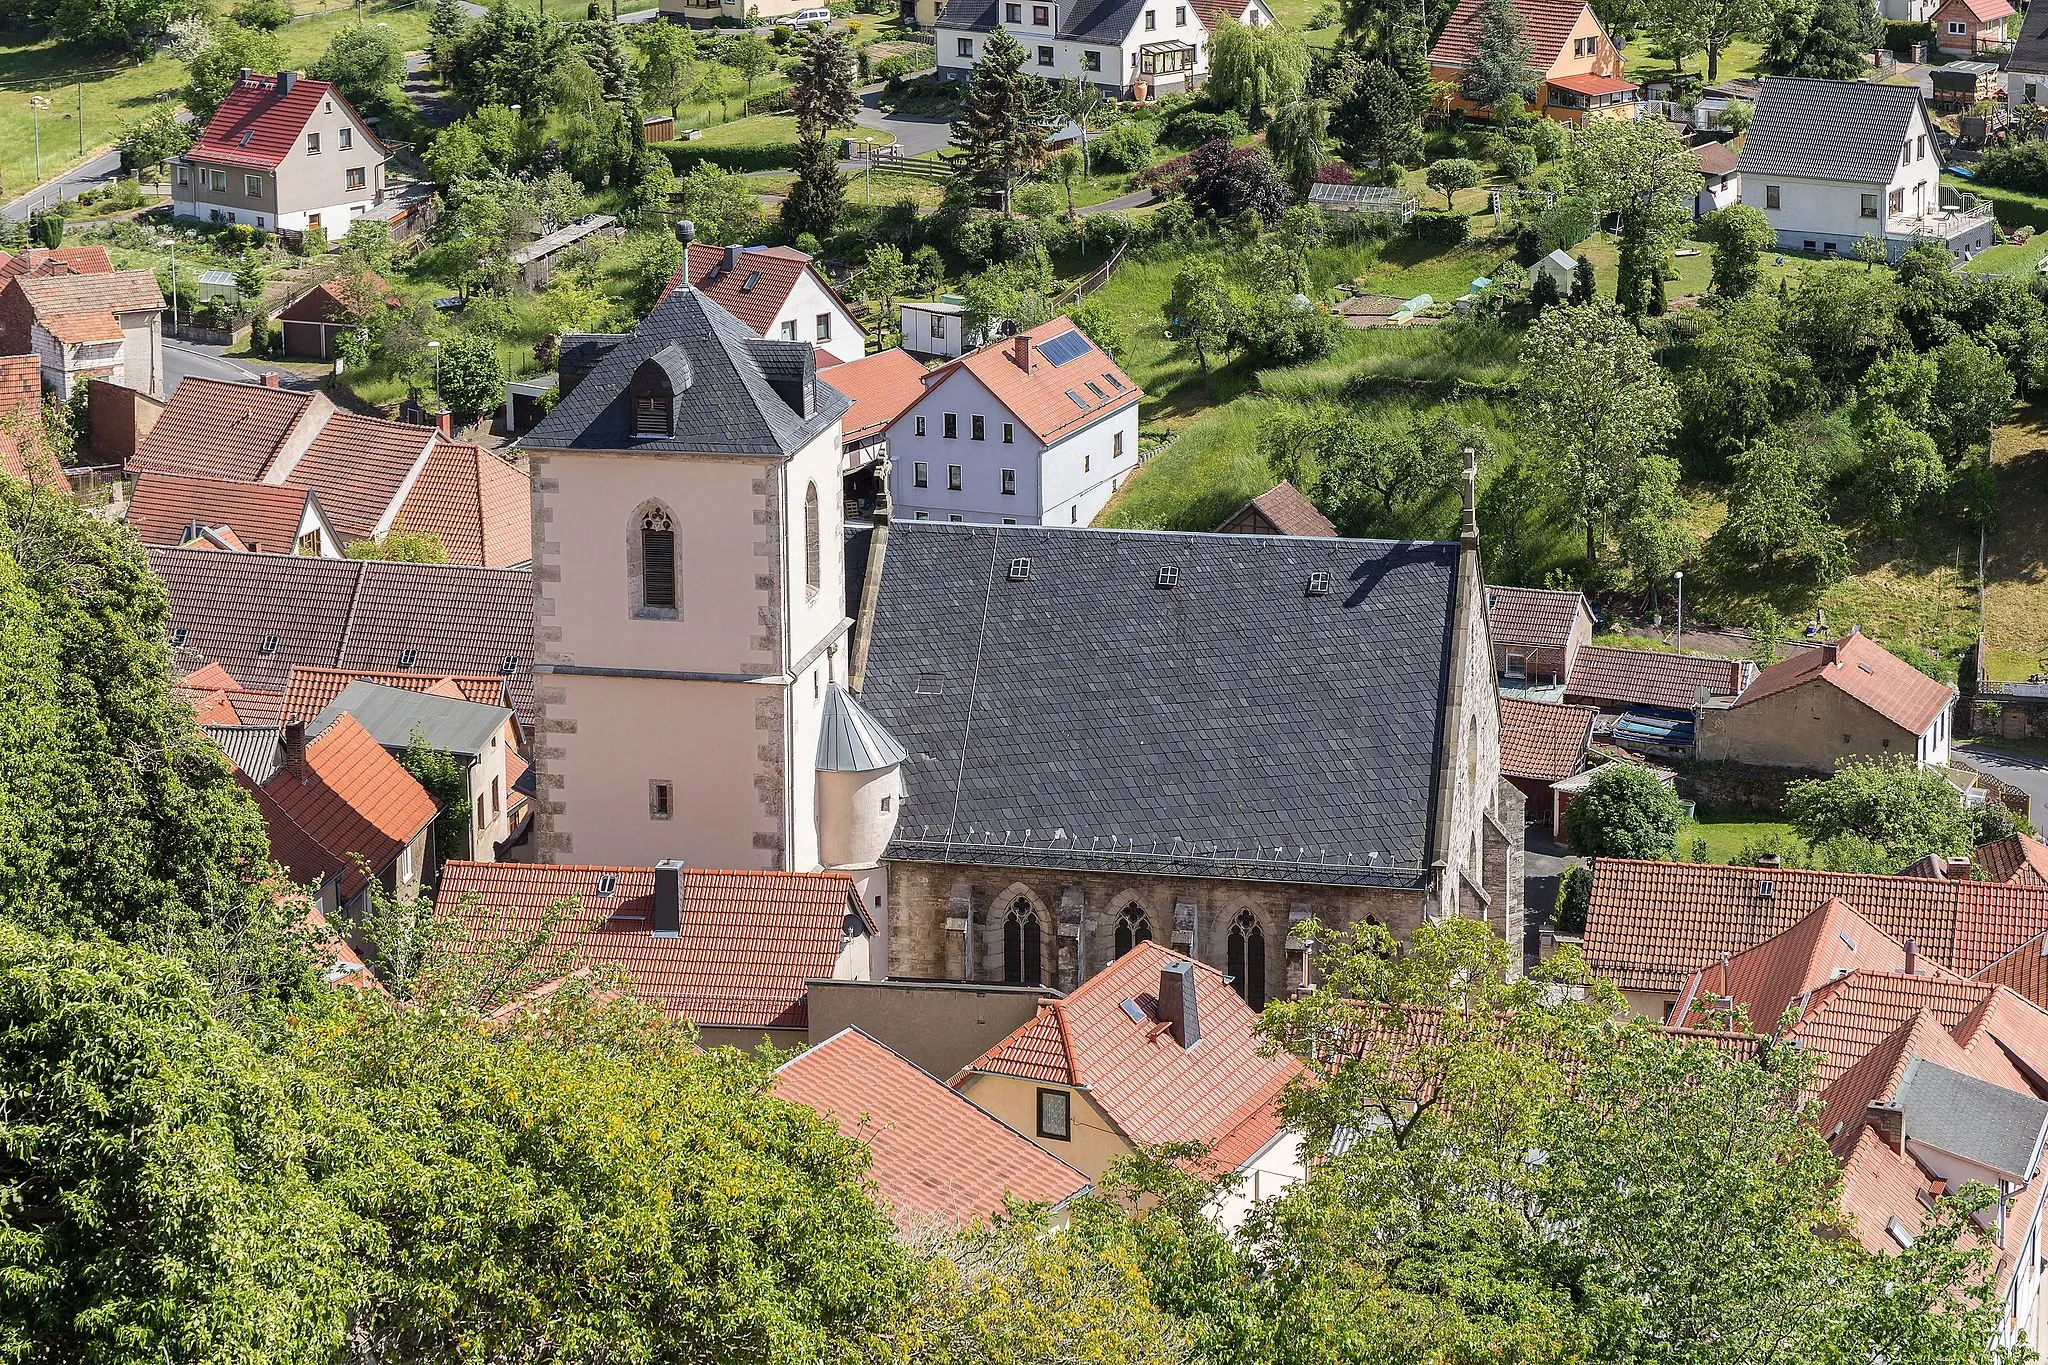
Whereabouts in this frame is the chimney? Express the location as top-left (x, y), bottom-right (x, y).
top-left (1012, 334), bottom-right (1032, 373)
top-left (1756, 852), bottom-right (1781, 869)
top-left (1157, 960), bottom-right (1200, 1048)
top-left (282, 717), bottom-right (307, 781)
top-left (1904, 937), bottom-right (1919, 976)
top-left (239, 67), bottom-right (254, 84)
top-left (435, 409), bottom-right (452, 438)
top-left (260, 371), bottom-right (281, 389)
top-left (1943, 857), bottom-right (1973, 882)
top-left (722, 244), bottom-right (742, 273)
top-left (278, 70), bottom-right (297, 96)
top-left (1718, 951), bottom-right (1731, 999)
top-left (1822, 641), bottom-right (1839, 665)
top-left (652, 858), bottom-right (684, 936)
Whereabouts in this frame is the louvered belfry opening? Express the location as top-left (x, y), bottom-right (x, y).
top-left (641, 508), bottom-right (676, 609)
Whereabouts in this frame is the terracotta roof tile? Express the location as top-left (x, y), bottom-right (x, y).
top-left (1953, 0), bottom-right (2015, 22)
top-left (1731, 630), bottom-right (1953, 735)
top-left (0, 354), bottom-right (54, 485)
top-left (187, 74), bottom-right (386, 172)
top-left (391, 442), bottom-right (532, 567)
top-left (0, 246), bottom-right (112, 278)
top-left (1429, 0), bottom-right (1593, 68)
top-left (1498, 697), bottom-right (1595, 784)
top-left (1979, 834), bottom-right (2048, 886)
top-left (132, 378), bottom-right (326, 483)
top-left (182, 661), bottom-right (244, 691)
top-left (278, 271), bottom-right (394, 326)
top-left (959, 942), bottom-right (1305, 1151)
top-left (40, 310), bottom-right (125, 345)
top-left (256, 711), bottom-right (437, 900)
top-left (282, 413), bottom-right (436, 540)
top-left (777, 1027), bottom-right (1091, 1229)
top-left (1486, 585), bottom-right (1589, 649)
top-left (282, 665), bottom-right (507, 725)
top-left (15, 269), bottom-right (162, 320)
top-left (939, 317), bottom-right (1141, 445)
top-left (127, 472), bottom-right (314, 554)
top-left (1565, 645), bottom-right (1748, 713)
top-left (1225, 481), bottom-right (1337, 537)
top-left (818, 348), bottom-right (929, 444)
top-left (660, 243), bottom-right (847, 337)
top-left (435, 862), bottom-right (871, 1029)
top-left (1547, 71), bottom-right (1638, 95)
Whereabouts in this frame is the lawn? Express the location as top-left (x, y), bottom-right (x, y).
top-left (1676, 806), bottom-right (1796, 866)
top-left (1984, 403), bottom-right (2048, 681)
top-left (1622, 36), bottom-right (1768, 86)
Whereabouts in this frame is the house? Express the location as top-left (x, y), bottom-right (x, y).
top-left (174, 72), bottom-right (391, 235)
top-left (276, 273), bottom-right (396, 360)
top-left (659, 243), bottom-right (865, 364)
top-left (150, 547), bottom-right (537, 722)
top-left (130, 377), bottom-right (531, 564)
top-left (1563, 644), bottom-right (1750, 716)
top-left (951, 943), bottom-right (1307, 1228)
top-left (1216, 480), bottom-right (1337, 537)
top-left (818, 346), bottom-right (928, 490)
top-left (311, 680), bottom-right (522, 860)
top-left (1695, 627), bottom-right (1955, 771)
top-left (1739, 77), bottom-right (1995, 262)
top-left (1581, 856), bottom-right (2048, 1021)
top-left (433, 860), bottom-right (877, 1049)
top-left (1487, 585), bottom-right (1594, 689)
top-left (935, 0), bottom-right (1244, 100)
top-left (1498, 695), bottom-right (1596, 808)
top-left (899, 298), bottom-right (970, 361)
top-left (1426, 0), bottom-right (1638, 125)
top-left (776, 1027), bottom-right (1093, 1233)
top-left (2007, 0), bottom-right (2048, 105)
top-left (280, 664), bottom-right (509, 724)
top-left (0, 246), bottom-right (164, 400)
top-left (127, 472), bottom-right (343, 556)
top-left (213, 713), bottom-right (439, 917)
top-left (1932, 0), bottom-right (2013, 56)
top-left (0, 353), bottom-right (58, 486)
top-left (1693, 139), bottom-right (1741, 217)
top-left (885, 318), bottom-right (1141, 527)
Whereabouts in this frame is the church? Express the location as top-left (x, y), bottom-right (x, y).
top-left (521, 285), bottom-right (1518, 1005)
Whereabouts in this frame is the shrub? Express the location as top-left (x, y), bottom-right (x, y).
top-left (991, 216), bottom-right (1042, 264)
top-left (1562, 764), bottom-right (1687, 860)
top-left (657, 139), bottom-right (798, 175)
top-left (1082, 211), bottom-right (1134, 256)
top-left (1883, 18), bottom-right (1933, 52)
top-left (1552, 863), bottom-right (1591, 934)
top-left (1535, 195), bottom-right (1598, 253)
top-left (1973, 139), bottom-right (2048, 194)
top-left (1163, 107), bottom-right (1247, 148)
top-left (874, 48), bottom-right (936, 80)
top-left (231, 0), bottom-right (292, 28)
top-left (1091, 120), bottom-right (1157, 174)
top-left (1232, 294), bottom-right (1339, 365)
top-left (1410, 209), bottom-right (1470, 245)
top-left (952, 214), bottom-right (996, 267)
top-left (1497, 144), bottom-right (1537, 181)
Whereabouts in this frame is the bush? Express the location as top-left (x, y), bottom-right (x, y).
top-left (1233, 294), bottom-right (1339, 365)
top-left (656, 140), bottom-right (797, 175)
top-left (1883, 18), bottom-right (1933, 52)
top-left (231, 0), bottom-right (292, 28)
top-left (1526, 118), bottom-right (1569, 163)
top-left (1497, 144), bottom-right (1537, 181)
top-left (1553, 863), bottom-right (1591, 934)
top-left (991, 216), bottom-right (1042, 264)
top-left (1091, 120), bottom-right (1157, 174)
top-left (1146, 197), bottom-right (1197, 243)
top-left (1410, 209), bottom-right (1470, 245)
top-left (1163, 107), bottom-right (1247, 148)
top-left (874, 48), bottom-right (935, 80)
top-left (1082, 211), bottom-right (1134, 256)
top-left (1562, 764), bottom-right (1687, 860)
top-left (1973, 139), bottom-right (2048, 194)
top-left (1535, 195), bottom-right (1598, 253)
top-left (951, 214), bottom-right (996, 267)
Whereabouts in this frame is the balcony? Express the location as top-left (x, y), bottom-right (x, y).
top-left (1893, 199), bottom-right (1994, 240)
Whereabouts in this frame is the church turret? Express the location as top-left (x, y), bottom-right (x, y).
top-left (817, 683), bottom-right (906, 869)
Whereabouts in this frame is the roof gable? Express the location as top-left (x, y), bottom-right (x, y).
top-left (133, 378), bottom-right (327, 483)
top-left (392, 441), bottom-right (533, 567)
top-left (188, 74), bottom-right (386, 171)
top-left (661, 243), bottom-right (852, 337)
top-left (819, 348), bottom-right (929, 444)
top-left (1428, 0), bottom-right (1597, 69)
top-left (1498, 697), bottom-right (1595, 784)
top-left (257, 711), bottom-right (438, 899)
top-left (1738, 77), bottom-right (1928, 184)
top-left (1731, 630), bottom-right (1952, 736)
top-left (127, 472), bottom-right (314, 554)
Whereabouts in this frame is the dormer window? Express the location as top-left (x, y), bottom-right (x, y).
top-left (628, 347), bottom-right (688, 439)
top-left (634, 393), bottom-right (671, 436)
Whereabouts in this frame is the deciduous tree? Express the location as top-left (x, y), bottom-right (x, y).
top-left (1266, 99), bottom-right (1329, 200)
top-left (634, 21), bottom-right (699, 117)
top-left (1425, 156), bottom-right (1481, 210)
top-left (1206, 17), bottom-right (1309, 125)
top-left (1166, 260), bottom-right (1236, 396)
top-left (1787, 754), bottom-right (1976, 871)
top-left (1564, 117), bottom-right (1700, 317)
top-left (1698, 202), bottom-right (1774, 296)
top-left (1562, 760), bottom-right (1687, 857)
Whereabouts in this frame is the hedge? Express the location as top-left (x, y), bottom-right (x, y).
top-left (1883, 19), bottom-right (1932, 53)
top-left (656, 140), bottom-right (797, 174)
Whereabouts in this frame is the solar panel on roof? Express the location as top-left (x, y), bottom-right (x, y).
top-left (1036, 331), bottom-right (1092, 366)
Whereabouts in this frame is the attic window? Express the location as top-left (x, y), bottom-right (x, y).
top-left (596, 874), bottom-right (618, 897)
top-left (1120, 998), bottom-right (1148, 1023)
top-left (1859, 662), bottom-right (1874, 673)
top-left (741, 270), bottom-right (761, 292)
top-left (1155, 565), bottom-right (1180, 589)
top-left (1758, 879), bottom-right (1774, 899)
top-left (1307, 571), bottom-right (1331, 596)
top-left (237, 129), bottom-right (253, 147)
top-left (1886, 1218), bottom-right (1915, 1250)
top-left (1837, 931), bottom-right (1857, 952)
top-left (500, 655), bottom-right (519, 676)
top-left (1085, 380), bottom-right (1108, 400)
top-left (399, 648), bottom-right (418, 668)
top-left (170, 627), bottom-right (188, 646)
top-left (259, 634), bottom-right (279, 654)
top-left (1104, 372), bottom-right (1125, 390)
top-left (1008, 556), bottom-right (1032, 581)
top-left (634, 393), bottom-right (672, 438)
top-left (1064, 389), bottom-right (1089, 411)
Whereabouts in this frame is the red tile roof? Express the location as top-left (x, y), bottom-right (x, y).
top-left (277, 271), bottom-right (397, 325)
top-left (660, 243), bottom-right (851, 337)
top-left (1224, 481), bottom-right (1338, 537)
top-left (127, 472), bottom-right (316, 554)
top-left (41, 310), bottom-right (125, 345)
top-left (1498, 697), bottom-right (1595, 785)
top-left (938, 318), bottom-right (1141, 446)
top-left (958, 941), bottom-right (1305, 1156)
top-left (187, 74), bottom-right (386, 172)
top-left (1677, 897), bottom-right (1962, 1031)
top-left (281, 665), bottom-right (506, 725)
top-left (1565, 644), bottom-right (1748, 713)
top-left (132, 379), bottom-right (327, 483)
top-left (1486, 585), bottom-right (1588, 648)
top-left (256, 711), bottom-right (438, 900)
top-left (1974, 930), bottom-right (2048, 1010)
top-left (434, 862), bottom-right (873, 1030)
top-left (818, 348), bottom-right (929, 445)
top-left (1949, 0), bottom-right (2015, 22)
top-left (1547, 71), bottom-right (1638, 95)
top-left (1189, 0), bottom-right (1257, 25)
top-left (281, 413), bottom-right (436, 541)
top-left (392, 442), bottom-right (532, 567)
top-left (15, 269), bottom-right (162, 322)
top-left (0, 246), bottom-right (113, 279)
top-left (1979, 834), bottom-right (2048, 886)
top-left (1429, 0), bottom-right (1594, 69)
top-left (1730, 629), bottom-right (1953, 736)
top-left (777, 1027), bottom-right (1091, 1230)
top-left (183, 661), bottom-right (244, 691)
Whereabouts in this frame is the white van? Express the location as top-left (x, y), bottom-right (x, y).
top-left (777, 7), bottom-right (831, 23)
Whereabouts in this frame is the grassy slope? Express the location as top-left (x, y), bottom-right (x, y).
top-left (1984, 403), bottom-right (2048, 680)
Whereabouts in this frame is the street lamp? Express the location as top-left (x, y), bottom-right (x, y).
top-left (862, 136), bottom-right (874, 206)
top-left (28, 96), bottom-right (50, 181)
top-left (1673, 570), bottom-right (1684, 657)
top-left (154, 234), bottom-right (179, 332)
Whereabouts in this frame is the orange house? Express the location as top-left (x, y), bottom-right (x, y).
top-left (1426, 0), bottom-right (1639, 125)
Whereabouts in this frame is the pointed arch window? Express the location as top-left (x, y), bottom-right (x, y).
top-left (1003, 899), bottom-right (1044, 985)
top-left (1227, 911), bottom-right (1266, 1010)
top-left (641, 507), bottom-right (677, 611)
top-left (1114, 904), bottom-right (1152, 959)
top-left (804, 481), bottom-right (821, 599)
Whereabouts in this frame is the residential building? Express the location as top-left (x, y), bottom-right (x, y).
top-left (659, 243), bottom-right (865, 364)
top-left (1216, 480), bottom-right (1338, 537)
top-left (1426, 0), bottom-right (1638, 124)
top-left (2006, 0), bottom-right (2048, 105)
top-left (803, 977), bottom-right (1060, 1078)
top-left (433, 860), bottom-right (878, 1049)
top-left (1562, 644), bottom-right (1750, 715)
top-left (1738, 77), bottom-right (1994, 262)
top-left (130, 377), bottom-right (531, 564)
top-left (934, 0), bottom-right (1265, 99)
top-left (311, 680), bottom-right (522, 859)
top-left (1487, 585), bottom-right (1594, 689)
top-left (281, 665), bottom-right (510, 723)
top-left (174, 72), bottom-right (390, 234)
top-left (776, 1027), bottom-right (1093, 1233)
top-left (150, 547), bottom-right (537, 721)
top-left (0, 246), bottom-right (163, 400)
top-left (1695, 627), bottom-right (1954, 771)
top-left (1693, 139), bottom-right (1741, 217)
top-left (1498, 696), bottom-right (1596, 807)
top-left (213, 712), bottom-right (439, 917)
top-left (885, 319), bottom-right (1141, 527)
top-left (1932, 0), bottom-right (2013, 56)
top-left (127, 472), bottom-right (343, 556)
top-left (952, 943), bottom-right (1307, 1228)
top-left (819, 346), bottom-right (927, 514)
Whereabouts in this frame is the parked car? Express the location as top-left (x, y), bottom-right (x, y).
top-left (777, 7), bottom-right (831, 24)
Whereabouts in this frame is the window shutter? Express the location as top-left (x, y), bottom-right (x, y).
top-left (643, 528), bottom-right (677, 607)
top-left (634, 393), bottom-right (671, 437)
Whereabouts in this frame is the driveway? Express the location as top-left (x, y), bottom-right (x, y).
top-left (853, 88), bottom-right (954, 157)
top-left (1523, 820), bottom-right (1577, 969)
top-left (162, 339), bottom-right (309, 397)
top-left (1958, 741), bottom-right (2048, 819)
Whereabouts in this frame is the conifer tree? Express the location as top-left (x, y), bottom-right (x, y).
top-left (782, 127), bottom-right (846, 240)
top-left (949, 27), bottom-right (1055, 217)
top-left (788, 28), bottom-right (858, 136)
top-left (1465, 0), bottom-right (1538, 112)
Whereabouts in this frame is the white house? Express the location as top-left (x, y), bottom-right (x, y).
top-left (936, 0), bottom-right (1272, 98)
top-left (1693, 139), bottom-right (1740, 217)
top-left (1738, 76), bottom-right (1995, 261)
top-left (174, 72), bottom-right (391, 235)
top-left (2008, 1), bottom-right (2048, 105)
top-left (659, 243), bottom-right (866, 365)
top-left (884, 318), bottom-right (1142, 528)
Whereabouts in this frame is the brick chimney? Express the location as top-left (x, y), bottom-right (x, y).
top-left (1012, 334), bottom-right (1032, 373)
top-left (435, 409), bottom-right (452, 438)
top-left (1943, 857), bottom-right (1973, 882)
top-left (1157, 960), bottom-right (1200, 1048)
top-left (652, 858), bottom-right (684, 936)
top-left (1904, 937), bottom-right (1919, 975)
top-left (281, 717), bottom-right (307, 781)
top-left (260, 372), bottom-right (281, 389)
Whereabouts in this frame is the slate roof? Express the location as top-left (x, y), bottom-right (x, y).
top-left (187, 74), bottom-right (387, 171)
top-left (1486, 585), bottom-right (1588, 648)
top-left (1564, 645), bottom-right (1748, 713)
top-left (281, 665), bottom-right (507, 726)
top-left (1895, 1058), bottom-right (2048, 1179)
top-left (434, 862), bottom-right (874, 1030)
top-left (1498, 697), bottom-right (1595, 785)
top-left (938, 0), bottom-right (1156, 44)
top-left (1739, 77), bottom-right (1927, 184)
top-left (132, 379), bottom-right (327, 483)
top-left (2011, 0), bottom-right (2048, 72)
top-left (526, 285), bottom-right (850, 456)
top-left (310, 680), bottom-right (512, 758)
top-left (818, 683), bottom-right (907, 773)
top-left (1220, 481), bottom-right (1338, 537)
top-left (932, 318), bottom-right (1139, 446)
top-left (1428, 0), bottom-right (1591, 68)
top-left (776, 1028), bottom-right (1092, 1231)
top-left (127, 472), bottom-right (319, 554)
top-left (149, 547), bottom-right (536, 720)
top-left (1728, 628), bottom-right (1952, 736)
top-left (819, 348), bottom-right (928, 445)
top-left (959, 942), bottom-right (1307, 1157)
top-left (858, 523), bottom-right (1461, 887)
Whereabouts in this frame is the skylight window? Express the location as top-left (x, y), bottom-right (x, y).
top-left (1085, 380), bottom-right (1108, 400)
top-left (596, 874), bottom-right (618, 897)
top-left (1064, 389), bottom-right (1089, 411)
top-left (170, 627), bottom-right (188, 647)
top-left (1155, 565), bottom-right (1179, 589)
top-left (741, 270), bottom-right (761, 292)
top-left (259, 634), bottom-right (279, 654)
top-left (399, 648), bottom-right (418, 668)
top-left (1103, 372), bottom-right (1125, 391)
top-left (1008, 557), bottom-right (1032, 581)
top-left (1307, 571), bottom-right (1331, 596)
top-left (500, 655), bottom-right (519, 676)
top-left (237, 129), bottom-right (253, 147)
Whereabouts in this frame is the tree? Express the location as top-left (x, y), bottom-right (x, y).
top-left (1646, 0), bottom-right (1707, 74)
top-left (1714, 429), bottom-right (1849, 581)
top-left (678, 161), bottom-right (765, 243)
top-left (1264, 98), bottom-right (1328, 201)
top-left (573, 18), bottom-right (640, 110)
top-left (1927, 336), bottom-right (2015, 461)
top-left (1615, 453), bottom-right (1696, 591)
top-left (1167, 260), bottom-right (1236, 397)
top-left (1786, 263), bottom-right (1908, 397)
top-left (1858, 407), bottom-right (1947, 526)
top-left (1765, 0), bottom-right (1882, 79)
top-left (1183, 139), bottom-right (1291, 224)
top-left (1565, 117), bottom-right (1700, 316)
top-left (1521, 302), bottom-right (1677, 570)
top-left (1571, 252), bottom-right (1596, 303)
top-left (782, 127), bottom-right (847, 240)
top-left (52, 0), bottom-right (192, 51)
top-left (1069, 296), bottom-right (1130, 360)
top-left (1562, 760), bottom-right (1687, 857)
top-left (633, 20), bottom-right (698, 118)
top-left (346, 528), bottom-right (450, 563)
top-left (311, 24), bottom-right (406, 111)
top-left (1465, 0), bottom-right (1539, 112)
top-left (185, 22), bottom-right (285, 118)
top-left (435, 333), bottom-right (504, 420)
top-left (1053, 147), bottom-right (1084, 218)
top-left (1425, 156), bottom-right (1482, 210)
top-left (397, 725), bottom-right (470, 862)
top-left (1529, 268), bottom-right (1561, 309)
top-left (1698, 203), bottom-right (1774, 297)
top-left (1681, 294), bottom-right (1819, 462)
top-left (1787, 754), bottom-right (1976, 871)
top-left (428, 0), bottom-right (470, 72)
top-left (449, 1), bottom-right (562, 113)
top-left (1056, 76), bottom-right (1106, 177)
top-left (950, 27), bottom-right (1056, 216)
top-left (850, 242), bottom-right (906, 322)
top-left (119, 104), bottom-right (195, 177)
top-left (1323, 50), bottom-right (1430, 171)
top-left (788, 28), bottom-right (858, 136)
top-left (726, 30), bottom-right (774, 105)
top-left (1207, 17), bottom-right (1309, 125)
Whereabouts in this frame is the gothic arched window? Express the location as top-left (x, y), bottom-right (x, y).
top-left (804, 482), bottom-right (821, 599)
top-left (640, 506), bottom-right (677, 612)
top-left (1003, 899), bottom-right (1043, 985)
top-left (1114, 904), bottom-right (1152, 959)
top-left (1227, 911), bottom-right (1267, 1010)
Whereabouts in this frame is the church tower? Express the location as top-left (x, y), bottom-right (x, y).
top-left (522, 286), bottom-right (855, 872)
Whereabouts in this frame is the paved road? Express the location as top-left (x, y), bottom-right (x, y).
top-left (162, 340), bottom-right (299, 397)
top-left (854, 89), bottom-right (953, 156)
top-left (1959, 741), bottom-right (2048, 819)
top-left (3, 146), bottom-right (122, 224)
top-left (1522, 821), bottom-right (1575, 969)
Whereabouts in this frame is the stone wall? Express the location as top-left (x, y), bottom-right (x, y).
top-left (1675, 761), bottom-right (1796, 814)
